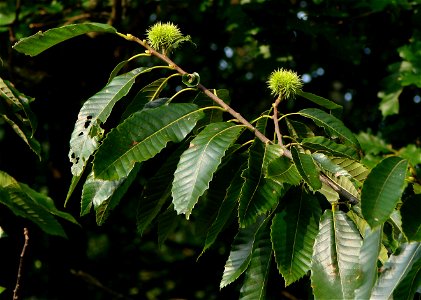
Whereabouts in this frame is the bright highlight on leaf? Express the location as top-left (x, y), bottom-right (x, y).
top-left (267, 68), bottom-right (303, 99)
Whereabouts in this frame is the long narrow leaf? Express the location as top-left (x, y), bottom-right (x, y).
top-left (297, 90), bottom-right (343, 111)
top-left (393, 249), bottom-right (421, 300)
top-left (297, 108), bottom-right (360, 148)
top-left (271, 188), bottom-right (321, 286)
top-left (266, 156), bottom-right (302, 186)
top-left (240, 225), bottom-right (272, 300)
top-left (172, 122), bottom-right (244, 218)
top-left (311, 209), bottom-right (362, 299)
top-left (361, 156), bottom-right (408, 228)
top-left (13, 22), bottom-right (117, 56)
top-left (291, 146), bottom-right (321, 190)
top-left (93, 104), bottom-right (204, 180)
top-left (69, 67), bottom-right (144, 176)
top-left (302, 136), bottom-right (359, 160)
top-left (371, 242), bottom-right (421, 299)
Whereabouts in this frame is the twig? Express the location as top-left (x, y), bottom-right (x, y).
top-left (272, 96), bottom-right (284, 146)
top-left (13, 227), bottom-right (29, 300)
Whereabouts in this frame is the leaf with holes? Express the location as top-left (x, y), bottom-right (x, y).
top-left (93, 103), bottom-right (204, 180)
top-left (172, 122), bottom-right (244, 218)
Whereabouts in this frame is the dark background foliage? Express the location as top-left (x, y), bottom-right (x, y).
top-left (0, 0), bottom-right (420, 299)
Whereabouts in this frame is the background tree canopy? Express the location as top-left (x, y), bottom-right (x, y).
top-left (0, 0), bottom-right (420, 299)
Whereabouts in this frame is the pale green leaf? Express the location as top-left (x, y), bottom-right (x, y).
top-left (271, 189), bottom-right (321, 286)
top-left (238, 143), bottom-right (285, 227)
top-left (371, 242), bottom-right (421, 299)
top-left (240, 224), bottom-right (272, 300)
top-left (329, 157), bottom-right (370, 183)
top-left (378, 88), bottom-right (402, 118)
top-left (312, 153), bottom-right (352, 177)
top-left (311, 209), bottom-right (362, 300)
top-left (318, 182), bottom-right (340, 203)
top-left (362, 156), bottom-right (408, 228)
top-left (291, 146), bottom-right (321, 190)
top-left (93, 103), bottom-right (204, 180)
top-left (297, 108), bottom-right (360, 148)
top-left (13, 22), bottom-right (117, 56)
top-left (172, 122), bottom-right (244, 218)
top-left (69, 68), bottom-right (145, 176)
top-left (355, 226), bottom-right (382, 299)
top-left (220, 217), bottom-right (265, 288)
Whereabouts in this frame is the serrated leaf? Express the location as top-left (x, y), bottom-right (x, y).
top-left (69, 68), bottom-right (145, 176)
top-left (312, 153), bottom-right (351, 177)
top-left (13, 22), bottom-right (117, 56)
top-left (266, 156), bottom-right (302, 186)
top-left (371, 242), bottom-right (421, 299)
top-left (401, 194), bottom-right (421, 241)
top-left (355, 226), bottom-right (382, 299)
top-left (93, 103), bottom-right (204, 180)
top-left (271, 189), bottom-right (321, 286)
top-left (238, 143), bottom-right (285, 227)
top-left (291, 147), bottom-right (321, 190)
top-left (220, 217), bottom-right (265, 288)
top-left (297, 108), bottom-right (360, 148)
top-left (323, 170), bottom-right (360, 201)
top-left (311, 209), bottom-right (362, 300)
top-left (302, 136), bottom-right (359, 160)
top-left (172, 122), bottom-right (244, 218)
top-left (201, 163), bottom-right (246, 256)
top-left (240, 224), bottom-right (272, 300)
top-left (136, 142), bottom-right (189, 235)
top-left (362, 156), bottom-right (408, 228)
top-left (329, 157), bottom-right (370, 183)
top-left (297, 90), bottom-right (343, 111)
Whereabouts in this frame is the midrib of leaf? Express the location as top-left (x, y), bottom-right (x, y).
top-left (96, 108), bottom-right (201, 179)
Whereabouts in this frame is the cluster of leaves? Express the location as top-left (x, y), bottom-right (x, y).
top-left (11, 21), bottom-right (421, 299)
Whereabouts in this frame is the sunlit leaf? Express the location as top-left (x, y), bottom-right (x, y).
top-left (93, 103), bottom-right (204, 180)
top-left (311, 209), bottom-right (362, 299)
top-left (362, 156), bottom-right (408, 228)
top-left (271, 189), bottom-right (321, 286)
top-left (329, 157), bottom-right (370, 183)
top-left (302, 136), bottom-right (359, 160)
top-left (172, 122), bottom-right (244, 218)
top-left (69, 68), bottom-right (145, 176)
top-left (13, 22), bottom-right (117, 56)
top-left (371, 242), bottom-right (421, 299)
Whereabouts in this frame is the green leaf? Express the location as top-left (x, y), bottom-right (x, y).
top-left (329, 157), bottom-right (370, 183)
top-left (323, 170), bottom-right (360, 201)
top-left (220, 217), bottom-right (265, 288)
top-left (93, 103), bottom-right (204, 180)
top-left (297, 90), bottom-right (343, 111)
top-left (357, 131), bottom-right (392, 155)
top-left (311, 209), bottom-right (362, 300)
top-left (297, 108), bottom-right (360, 148)
top-left (238, 143), bottom-right (285, 227)
top-left (172, 122), bottom-right (243, 218)
top-left (401, 194), bottom-right (421, 241)
top-left (69, 67), bottom-right (145, 176)
top-left (157, 204), bottom-right (180, 248)
top-left (239, 224), bottom-right (272, 300)
top-left (398, 144), bottom-right (421, 167)
top-left (393, 248), bottom-right (421, 300)
top-left (13, 22), bottom-right (117, 56)
top-left (137, 145), bottom-right (188, 236)
top-left (285, 118), bottom-right (315, 141)
top-left (201, 163), bottom-right (246, 256)
top-left (266, 156), bottom-right (302, 186)
top-left (378, 88), bottom-right (402, 118)
top-left (271, 189), bottom-right (321, 286)
top-left (291, 147), bottom-right (321, 190)
top-left (302, 136), bottom-right (359, 160)
top-left (312, 153), bottom-right (352, 177)
top-left (355, 226), bottom-right (382, 299)
top-left (65, 174), bottom-right (82, 207)
top-left (371, 242), bottom-right (421, 299)
top-left (362, 156), bottom-right (408, 228)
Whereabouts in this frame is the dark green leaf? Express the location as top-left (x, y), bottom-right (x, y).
top-left (93, 103), bottom-right (204, 180)
top-left (157, 204), bottom-right (180, 248)
top-left (401, 194), bottom-right (421, 241)
top-left (291, 147), bottom-right (321, 190)
top-left (271, 189), bottom-right (321, 286)
top-left (297, 90), bottom-right (343, 111)
top-left (393, 248), bottom-right (421, 300)
top-left (302, 136), bottom-right (359, 160)
top-left (266, 156), bottom-right (302, 186)
top-left (172, 122), bottom-right (244, 218)
top-left (13, 22), bottom-right (117, 56)
top-left (362, 156), bottom-right (408, 228)
top-left (285, 118), bottom-right (315, 141)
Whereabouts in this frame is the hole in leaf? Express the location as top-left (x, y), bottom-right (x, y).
top-left (71, 153), bottom-right (75, 159)
top-left (84, 120), bottom-right (91, 128)
top-left (78, 132), bottom-right (83, 136)
top-left (87, 115), bottom-right (93, 120)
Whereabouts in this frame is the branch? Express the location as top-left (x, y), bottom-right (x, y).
top-left (120, 32), bottom-right (359, 205)
top-left (272, 96), bottom-right (284, 146)
top-left (13, 227), bottom-right (29, 300)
